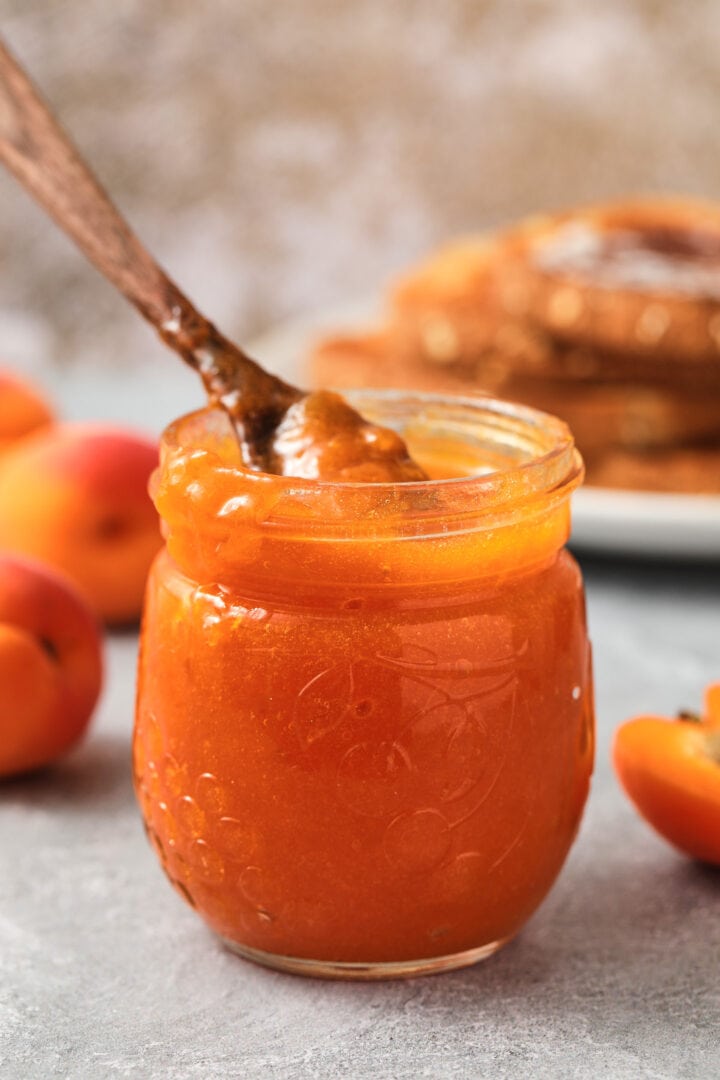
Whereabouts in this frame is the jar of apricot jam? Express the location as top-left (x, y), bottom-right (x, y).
top-left (134, 391), bottom-right (593, 979)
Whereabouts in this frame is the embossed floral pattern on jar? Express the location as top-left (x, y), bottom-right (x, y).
top-left (134, 391), bottom-right (593, 978)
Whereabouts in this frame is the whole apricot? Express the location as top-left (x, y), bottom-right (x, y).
top-left (0, 368), bottom-right (54, 452)
top-left (0, 423), bottom-right (161, 623)
top-left (0, 554), bottom-right (103, 778)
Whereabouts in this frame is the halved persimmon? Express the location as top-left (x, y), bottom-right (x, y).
top-left (612, 682), bottom-right (720, 865)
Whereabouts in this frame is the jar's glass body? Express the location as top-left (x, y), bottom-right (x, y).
top-left (134, 392), bottom-right (594, 978)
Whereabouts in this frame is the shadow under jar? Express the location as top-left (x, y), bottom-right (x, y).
top-left (134, 390), bottom-right (594, 979)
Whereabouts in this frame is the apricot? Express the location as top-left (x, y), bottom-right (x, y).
top-left (0, 555), bottom-right (103, 777)
top-left (0, 423), bottom-right (161, 624)
top-left (613, 683), bottom-right (720, 865)
top-left (0, 369), bottom-right (54, 452)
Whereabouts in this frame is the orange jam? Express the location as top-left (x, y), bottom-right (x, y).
top-left (134, 391), bottom-right (593, 978)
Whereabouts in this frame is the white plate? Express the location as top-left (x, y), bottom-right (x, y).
top-left (571, 488), bottom-right (720, 558)
top-left (250, 303), bottom-right (720, 560)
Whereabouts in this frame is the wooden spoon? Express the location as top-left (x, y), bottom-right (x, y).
top-left (0, 39), bottom-right (425, 482)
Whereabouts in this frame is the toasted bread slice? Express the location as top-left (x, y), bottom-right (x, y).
top-left (309, 332), bottom-right (720, 454)
top-left (307, 197), bottom-right (720, 493)
top-left (586, 445), bottom-right (720, 494)
top-left (498, 197), bottom-right (720, 363)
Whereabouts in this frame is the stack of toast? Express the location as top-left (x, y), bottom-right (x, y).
top-left (310, 197), bottom-right (720, 492)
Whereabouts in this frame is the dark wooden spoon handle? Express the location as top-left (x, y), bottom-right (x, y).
top-left (0, 37), bottom-right (213, 347)
top-left (0, 40), bottom-right (429, 481)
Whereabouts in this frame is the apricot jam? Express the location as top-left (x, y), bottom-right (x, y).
top-left (134, 391), bottom-right (593, 978)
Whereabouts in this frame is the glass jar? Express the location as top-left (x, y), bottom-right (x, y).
top-left (134, 391), bottom-right (593, 979)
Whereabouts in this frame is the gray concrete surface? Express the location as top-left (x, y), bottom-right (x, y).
top-left (1, 556), bottom-right (719, 1080)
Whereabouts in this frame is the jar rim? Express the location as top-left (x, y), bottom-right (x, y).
top-left (161, 389), bottom-right (582, 517)
top-left (156, 391), bottom-right (583, 585)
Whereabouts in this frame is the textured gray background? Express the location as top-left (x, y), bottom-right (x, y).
top-left (2, 1), bottom-right (720, 421)
top-left (1, 4), bottom-right (720, 1077)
